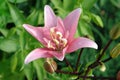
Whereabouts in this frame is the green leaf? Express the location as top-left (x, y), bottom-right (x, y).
top-left (63, 0), bottom-right (76, 11)
top-left (7, 2), bottom-right (25, 26)
top-left (51, 0), bottom-right (67, 17)
top-left (0, 59), bottom-right (24, 80)
top-left (27, 9), bottom-right (40, 25)
top-left (82, 0), bottom-right (97, 9)
top-left (0, 39), bottom-right (18, 53)
top-left (33, 60), bottom-right (47, 80)
top-left (110, 0), bottom-right (120, 8)
top-left (15, 27), bottom-right (26, 51)
top-left (91, 13), bottom-right (103, 27)
top-left (8, 0), bottom-right (27, 3)
top-left (0, 28), bottom-right (9, 37)
top-left (78, 20), bottom-right (94, 40)
top-left (24, 64), bottom-right (34, 80)
top-left (38, 11), bottom-right (44, 25)
top-left (11, 54), bottom-right (18, 72)
top-left (81, 14), bottom-right (91, 23)
top-left (51, 0), bottom-right (62, 8)
top-left (69, 75), bottom-right (78, 80)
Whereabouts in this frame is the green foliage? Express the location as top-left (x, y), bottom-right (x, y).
top-left (91, 13), bottom-right (103, 27)
top-left (0, 38), bottom-right (18, 53)
top-left (82, 0), bottom-right (97, 9)
top-left (110, 0), bottom-right (120, 8)
top-left (0, 0), bottom-right (120, 80)
top-left (7, 2), bottom-right (25, 26)
top-left (8, 0), bottom-right (27, 3)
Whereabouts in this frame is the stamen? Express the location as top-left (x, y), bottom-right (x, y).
top-left (53, 39), bottom-right (59, 45)
top-left (48, 41), bottom-right (55, 49)
top-left (50, 27), bottom-right (56, 39)
top-left (61, 38), bottom-right (67, 47)
top-left (56, 31), bottom-right (63, 39)
top-left (49, 27), bottom-right (68, 50)
top-left (48, 41), bottom-right (51, 48)
top-left (50, 27), bottom-right (55, 33)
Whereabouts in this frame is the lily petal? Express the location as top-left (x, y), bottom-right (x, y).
top-left (24, 48), bottom-right (53, 64)
top-left (67, 37), bottom-right (98, 53)
top-left (23, 24), bottom-right (45, 43)
top-left (56, 17), bottom-right (65, 34)
top-left (49, 47), bottom-right (67, 61)
top-left (23, 24), bottom-right (51, 44)
top-left (63, 8), bottom-right (82, 42)
top-left (44, 5), bottom-right (57, 28)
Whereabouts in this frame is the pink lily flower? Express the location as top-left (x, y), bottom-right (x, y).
top-left (23, 5), bottom-right (98, 64)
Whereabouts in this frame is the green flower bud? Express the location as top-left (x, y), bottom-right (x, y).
top-left (99, 62), bottom-right (106, 72)
top-left (110, 23), bottom-right (120, 40)
top-left (110, 43), bottom-right (120, 58)
top-left (44, 58), bottom-right (57, 73)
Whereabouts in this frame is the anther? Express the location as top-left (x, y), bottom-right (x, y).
top-left (56, 32), bottom-right (63, 39)
top-left (61, 38), bottom-right (67, 47)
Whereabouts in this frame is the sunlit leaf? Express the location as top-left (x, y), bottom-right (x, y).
top-left (33, 60), bottom-right (47, 80)
top-left (27, 9), bottom-right (40, 25)
top-left (24, 64), bottom-right (34, 80)
top-left (0, 39), bottom-right (18, 53)
top-left (51, 0), bottom-right (62, 8)
top-left (82, 0), bottom-right (97, 9)
top-left (78, 20), bottom-right (94, 40)
top-left (11, 54), bottom-right (17, 72)
top-left (0, 28), bottom-right (8, 37)
top-left (91, 13), bottom-right (103, 27)
top-left (63, 0), bottom-right (76, 11)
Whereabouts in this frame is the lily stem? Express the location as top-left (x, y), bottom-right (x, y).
top-left (75, 49), bottom-right (84, 72)
top-left (82, 39), bottom-right (113, 80)
top-left (55, 70), bottom-right (82, 75)
top-left (64, 57), bottom-right (73, 69)
top-left (55, 70), bottom-right (115, 80)
top-left (102, 56), bottom-right (112, 63)
top-left (97, 39), bottom-right (113, 61)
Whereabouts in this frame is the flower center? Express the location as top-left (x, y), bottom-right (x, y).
top-left (47, 27), bottom-right (67, 51)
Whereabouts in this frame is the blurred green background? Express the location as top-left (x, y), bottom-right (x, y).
top-left (0, 0), bottom-right (120, 80)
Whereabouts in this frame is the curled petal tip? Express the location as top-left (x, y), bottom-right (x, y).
top-left (58, 57), bottom-right (64, 61)
top-left (94, 42), bottom-right (98, 49)
top-left (23, 24), bottom-right (30, 29)
top-left (67, 37), bottom-right (98, 53)
top-left (24, 59), bottom-right (29, 64)
top-left (77, 8), bottom-right (82, 14)
top-left (24, 54), bottom-right (33, 64)
top-left (23, 24), bottom-right (27, 27)
top-left (45, 5), bottom-right (50, 8)
top-left (74, 8), bottom-right (82, 16)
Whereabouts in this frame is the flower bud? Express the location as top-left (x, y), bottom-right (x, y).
top-left (44, 58), bottom-right (57, 73)
top-left (110, 23), bottom-right (120, 40)
top-left (110, 43), bottom-right (120, 58)
top-left (117, 71), bottom-right (120, 80)
top-left (99, 62), bottom-right (106, 72)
